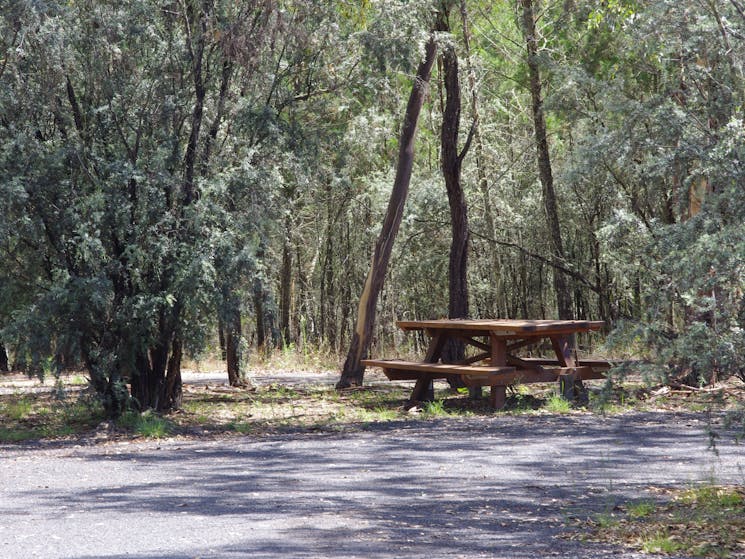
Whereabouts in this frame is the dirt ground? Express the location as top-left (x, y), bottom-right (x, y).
top-left (1, 368), bottom-right (744, 558)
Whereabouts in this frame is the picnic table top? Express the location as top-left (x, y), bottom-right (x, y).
top-left (396, 318), bottom-right (604, 335)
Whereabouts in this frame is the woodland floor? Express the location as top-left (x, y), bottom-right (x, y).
top-left (1, 365), bottom-right (744, 558)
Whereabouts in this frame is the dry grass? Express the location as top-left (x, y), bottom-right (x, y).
top-left (569, 485), bottom-right (745, 558)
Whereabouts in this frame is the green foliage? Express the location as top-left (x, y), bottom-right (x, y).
top-left (641, 532), bottom-right (685, 555)
top-left (2, 396), bottom-right (33, 421)
top-left (627, 501), bottom-right (655, 519)
top-left (421, 398), bottom-right (448, 417)
top-left (117, 410), bottom-right (173, 439)
top-left (2, 0), bottom-right (744, 405)
top-left (0, 391), bottom-right (105, 442)
top-left (545, 393), bottom-right (572, 413)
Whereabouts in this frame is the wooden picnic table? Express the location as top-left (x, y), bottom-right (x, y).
top-left (363, 318), bottom-right (609, 409)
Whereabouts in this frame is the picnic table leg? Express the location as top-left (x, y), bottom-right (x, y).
top-left (486, 335), bottom-right (509, 409)
top-left (489, 385), bottom-right (506, 409)
top-left (551, 334), bottom-right (587, 403)
top-left (410, 375), bottom-right (435, 404)
top-left (409, 330), bottom-right (446, 405)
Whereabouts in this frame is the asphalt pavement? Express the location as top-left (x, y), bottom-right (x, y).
top-left (1, 411), bottom-right (742, 558)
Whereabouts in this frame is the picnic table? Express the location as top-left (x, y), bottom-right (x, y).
top-left (363, 319), bottom-right (610, 409)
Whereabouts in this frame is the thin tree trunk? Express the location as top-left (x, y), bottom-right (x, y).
top-left (337, 33), bottom-right (439, 389)
top-left (520, 0), bottom-right (573, 319)
top-left (254, 278), bottom-right (266, 350)
top-left (226, 307), bottom-right (244, 386)
top-left (279, 233), bottom-right (293, 348)
top-left (0, 343), bottom-right (9, 372)
top-left (218, 318), bottom-right (227, 360)
top-left (161, 336), bottom-right (183, 411)
top-left (460, 0), bottom-right (501, 317)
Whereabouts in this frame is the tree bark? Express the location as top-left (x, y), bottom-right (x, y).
top-left (337, 33), bottom-right (439, 389)
top-left (438, 6), bottom-right (470, 366)
top-left (254, 278), bottom-right (266, 350)
top-left (225, 307), bottom-right (244, 386)
top-left (279, 232), bottom-right (293, 348)
top-left (0, 343), bottom-right (9, 372)
top-left (161, 336), bottom-right (183, 411)
top-left (218, 318), bottom-right (227, 360)
top-left (519, 0), bottom-right (573, 319)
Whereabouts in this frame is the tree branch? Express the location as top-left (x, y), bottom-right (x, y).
top-left (470, 229), bottom-right (600, 293)
top-left (458, 115), bottom-right (476, 162)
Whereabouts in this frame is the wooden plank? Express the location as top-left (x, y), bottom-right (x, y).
top-left (422, 330), bottom-right (447, 363)
top-left (550, 334), bottom-right (576, 367)
top-left (397, 319), bottom-right (604, 334)
top-left (518, 357), bottom-right (614, 370)
top-left (463, 351), bottom-right (491, 365)
top-left (454, 334), bottom-right (491, 352)
top-left (362, 359), bottom-right (514, 375)
top-left (364, 359), bottom-right (604, 384)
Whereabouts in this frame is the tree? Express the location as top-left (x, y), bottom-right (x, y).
top-left (337, 31), bottom-right (439, 388)
top-left (0, 0), bottom-right (275, 415)
top-left (518, 0), bottom-right (573, 320)
top-left (437, 2), bottom-right (472, 367)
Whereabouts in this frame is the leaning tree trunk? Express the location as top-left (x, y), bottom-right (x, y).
top-left (438, 6), bottom-right (471, 366)
top-left (520, 0), bottom-right (573, 320)
top-left (336, 34), bottom-right (439, 389)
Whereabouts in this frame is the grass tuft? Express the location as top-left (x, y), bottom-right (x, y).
top-left (117, 410), bottom-right (173, 439)
top-left (545, 393), bottom-right (572, 413)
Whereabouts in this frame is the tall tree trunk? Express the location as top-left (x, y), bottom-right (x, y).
top-left (218, 318), bottom-right (227, 360)
top-left (0, 343), bottom-right (9, 372)
top-left (438, 6), bottom-right (470, 365)
top-left (320, 194), bottom-right (336, 348)
top-left (520, 0), bottom-right (573, 319)
top-left (254, 278), bottom-right (266, 350)
top-left (225, 307), bottom-right (244, 386)
top-left (460, 0), bottom-right (502, 317)
top-left (161, 336), bottom-right (183, 411)
top-left (336, 33), bottom-right (439, 389)
top-left (279, 233), bottom-right (293, 348)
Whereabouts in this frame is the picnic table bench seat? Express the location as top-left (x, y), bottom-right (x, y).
top-left (515, 357), bottom-right (615, 371)
top-left (361, 359), bottom-right (516, 387)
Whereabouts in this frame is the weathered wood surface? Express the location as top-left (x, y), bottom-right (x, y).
top-left (397, 319), bottom-right (604, 335)
top-left (366, 319), bottom-right (609, 410)
top-left (516, 357), bottom-right (614, 370)
top-left (362, 359), bottom-right (514, 376)
top-left (362, 360), bottom-right (601, 386)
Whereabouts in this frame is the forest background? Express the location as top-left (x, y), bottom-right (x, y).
top-left (1, 0), bottom-right (744, 418)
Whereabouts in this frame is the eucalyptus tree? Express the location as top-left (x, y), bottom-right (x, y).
top-left (437, 1), bottom-right (473, 366)
top-left (518, 0), bottom-right (573, 320)
top-left (338, 2), bottom-right (439, 388)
